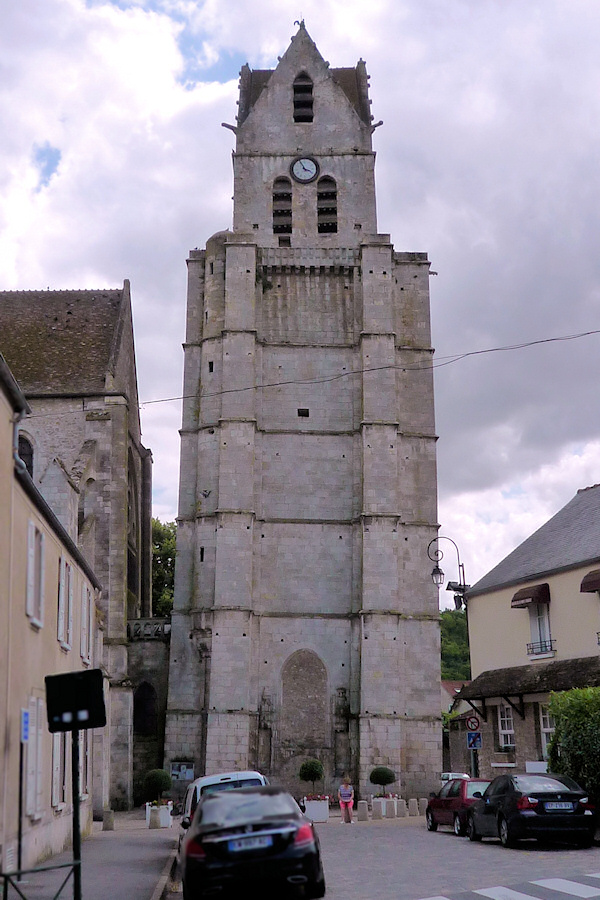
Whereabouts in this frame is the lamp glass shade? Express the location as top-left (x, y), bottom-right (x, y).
top-left (431, 565), bottom-right (444, 587)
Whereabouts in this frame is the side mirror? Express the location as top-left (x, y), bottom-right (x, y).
top-left (472, 791), bottom-right (482, 799)
top-left (181, 816), bottom-right (191, 830)
top-left (429, 791), bottom-right (437, 798)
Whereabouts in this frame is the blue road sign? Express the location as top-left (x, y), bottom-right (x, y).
top-left (21, 708), bottom-right (29, 743)
top-left (467, 731), bottom-right (482, 750)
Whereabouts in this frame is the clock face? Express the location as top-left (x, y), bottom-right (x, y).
top-left (290, 156), bottom-right (319, 183)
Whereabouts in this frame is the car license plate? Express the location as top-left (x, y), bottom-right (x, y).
top-left (545, 801), bottom-right (573, 811)
top-left (228, 835), bottom-right (273, 852)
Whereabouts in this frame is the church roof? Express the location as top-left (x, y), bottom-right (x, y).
top-left (237, 23), bottom-right (371, 126)
top-left (0, 284), bottom-right (127, 394)
top-left (468, 484), bottom-right (600, 597)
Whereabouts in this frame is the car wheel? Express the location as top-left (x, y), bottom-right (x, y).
top-left (499, 817), bottom-right (516, 848)
top-left (426, 809), bottom-right (438, 832)
top-left (467, 815), bottom-right (481, 842)
top-left (453, 813), bottom-right (466, 837)
top-left (577, 835), bottom-right (593, 849)
top-left (305, 874), bottom-right (326, 898)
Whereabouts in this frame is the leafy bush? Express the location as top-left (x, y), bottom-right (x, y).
top-left (369, 766), bottom-right (396, 794)
top-left (299, 758), bottom-right (324, 792)
top-left (547, 687), bottom-right (600, 802)
top-left (143, 768), bottom-right (172, 801)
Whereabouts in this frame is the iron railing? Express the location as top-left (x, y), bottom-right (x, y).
top-left (127, 618), bottom-right (171, 641)
top-left (1, 860), bottom-right (79, 900)
top-left (527, 639), bottom-right (556, 655)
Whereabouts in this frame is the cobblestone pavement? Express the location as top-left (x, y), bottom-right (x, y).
top-left (316, 816), bottom-right (600, 900)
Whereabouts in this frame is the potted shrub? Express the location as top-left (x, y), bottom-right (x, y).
top-left (143, 769), bottom-right (173, 827)
top-left (369, 766), bottom-right (397, 814)
top-left (299, 759), bottom-right (329, 822)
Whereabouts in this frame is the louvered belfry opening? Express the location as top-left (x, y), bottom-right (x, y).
top-left (317, 176), bottom-right (337, 233)
top-left (273, 177), bottom-right (292, 233)
top-left (293, 72), bottom-right (314, 122)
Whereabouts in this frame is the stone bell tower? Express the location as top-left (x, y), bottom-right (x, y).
top-left (165, 22), bottom-right (441, 798)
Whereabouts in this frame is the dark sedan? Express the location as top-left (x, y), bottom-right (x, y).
top-left (467, 772), bottom-right (596, 848)
top-left (180, 785), bottom-right (326, 898)
top-left (426, 778), bottom-right (491, 836)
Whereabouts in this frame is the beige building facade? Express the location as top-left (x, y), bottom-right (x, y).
top-left (452, 484), bottom-right (600, 779)
top-left (165, 24), bottom-right (441, 799)
top-left (0, 282), bottom-right (153, 810)
top-left (0, 355), bottom-right (103, 871)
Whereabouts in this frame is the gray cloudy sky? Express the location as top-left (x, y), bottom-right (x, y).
top-left (2, 0), bottom-right (600, 602)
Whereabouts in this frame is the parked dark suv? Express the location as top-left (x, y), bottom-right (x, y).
top-left (467, 772), bottom-right (596, 848)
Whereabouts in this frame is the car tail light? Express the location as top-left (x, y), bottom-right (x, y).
top-left (516, 795), bottom-right (539, 810)
top-left (294, 823), bottom-right (315, 847)
top-left (579, 797), bottom-right (595, 812)
top-left (185, 837), bottom-right (207, 860)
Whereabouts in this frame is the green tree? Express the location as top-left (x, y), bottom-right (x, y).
top-left (547, 687), bottom-right (600, 802)
top-left (440, 609), bottom-right (470, 680)
top-left (152, 518), bottom-right (176, 617)
top-left (299, 758), bottom-right (324, 793)
top-left (369, 766), bottom-right (396, 795)
top-left (143, 768), bottom-right (172, 801)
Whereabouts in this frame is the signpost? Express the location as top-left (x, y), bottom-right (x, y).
top-left (18, 709), bottom-right (29, 874)
top-left (45, 669), bottom-right (106, 900)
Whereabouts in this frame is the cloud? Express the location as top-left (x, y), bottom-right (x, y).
top-left (2, 0), bottom-right (600, 601)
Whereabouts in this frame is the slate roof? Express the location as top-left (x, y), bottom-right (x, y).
top-left (0, 287), bottom-right (125, 394)
top-left (457, 656), bottom-right (600, 701)
top-left (468, 484), bottom-right (600, 597)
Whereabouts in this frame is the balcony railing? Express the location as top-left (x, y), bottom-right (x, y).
top-left (527, 639), bottom-right (556, 655)
top-left (127, 618), bottom-right (171, 641)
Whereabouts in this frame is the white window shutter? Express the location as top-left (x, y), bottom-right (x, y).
top-left (36, 697), bottom-right (44, 814)
top-left (26, 522), bottom-right (35, 617)
top-left (67, 567), bottom-right (73, 647)
top-left (26, 697), bottom-right (37, 815)
top-left (80, 585), bottom-right (88, 660)
top-left (57, 558), bottom-right (65, 642)
top-left (52, 733), bottom-right (61, 807)
top-left (38, 533), bottom-right (45, 626)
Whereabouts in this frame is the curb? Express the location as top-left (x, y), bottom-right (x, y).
top-left (151, 846), bottom-right (178, 900)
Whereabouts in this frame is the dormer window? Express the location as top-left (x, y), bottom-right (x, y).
top-left (317, 176), bottom-right (337, 233)
top-left (273, 177), bottom-right (292, 234)
top-left (293, 73), bottom-right (313, 122)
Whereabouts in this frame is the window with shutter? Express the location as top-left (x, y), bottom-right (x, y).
top-left (26, 522), bottom-right (45, 628)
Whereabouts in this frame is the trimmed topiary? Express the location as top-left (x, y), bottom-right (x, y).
top-left (299, 758), bottom-right (325, 793)
top-left (143, 768), bottom-right (172, 801)
top-left (369, 766), bottom-right (396, 795)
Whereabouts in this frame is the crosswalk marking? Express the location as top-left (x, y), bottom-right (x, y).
top-left (475, 888), bottom-right (540, 900)
top-left (417, 873), bottom-right (600, 900)
top-left (533, 879), bottom-right (600, 897)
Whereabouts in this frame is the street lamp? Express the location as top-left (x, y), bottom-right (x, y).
top-left (427, 535), bottom-right (470, 610)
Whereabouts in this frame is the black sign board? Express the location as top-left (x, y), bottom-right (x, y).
top-left (45, 668), bottom-right (106, 733)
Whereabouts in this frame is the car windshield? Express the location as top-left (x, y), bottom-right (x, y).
top-left (200, 778), bottom-right (264, 796)
top-left (466, 781), bottom-right (490, 798)
top-left (198, 791), bottom-right (299, 827)
top-left (513, 774), bottom-right (582, 793)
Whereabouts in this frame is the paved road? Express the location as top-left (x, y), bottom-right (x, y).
top-left (316, 816), bottom-right (600, 900)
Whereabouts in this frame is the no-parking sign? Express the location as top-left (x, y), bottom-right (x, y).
top-left (467, 732), bottom-right (482, 750)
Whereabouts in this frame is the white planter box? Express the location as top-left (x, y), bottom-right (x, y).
top-left (304, 799), bottom-right (329, 822)
top-left (146, 801), bottom-right (173, 827)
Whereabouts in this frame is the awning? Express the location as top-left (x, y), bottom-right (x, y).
top-left (511, 583), bottom-right (550, 608)
top-left (580, 570), bottom-right (600, 593)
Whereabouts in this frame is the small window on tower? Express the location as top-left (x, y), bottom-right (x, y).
top-left (273, 177), bottom-right (292, 234)
top-left (293, 72), bottom-right (313, 122)
top-left (317, 176), bottom-right (337, 234)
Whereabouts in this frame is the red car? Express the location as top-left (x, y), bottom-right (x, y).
top-left (426, 778), bottom-right (491, 836)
